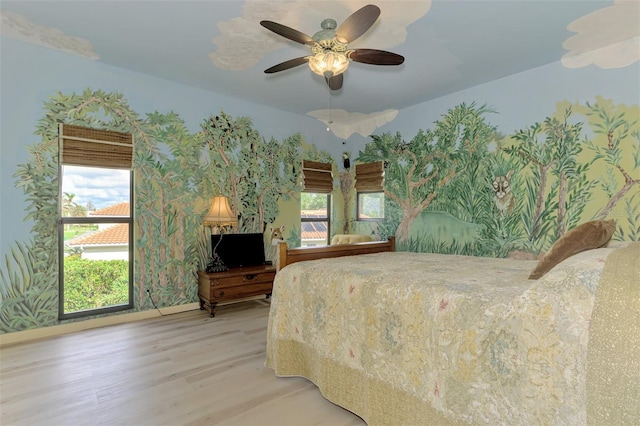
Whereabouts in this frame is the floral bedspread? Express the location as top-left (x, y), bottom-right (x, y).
top-left (266, 248), bottom-right (619, 425)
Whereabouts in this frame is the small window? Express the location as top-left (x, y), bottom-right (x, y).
top-left (355, 161), bottom-right (384, 221)
top-left (357, 192), bottom-right (384, 221)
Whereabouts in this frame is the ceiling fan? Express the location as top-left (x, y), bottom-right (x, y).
top-left (260, 4), bottom-right (405, 91)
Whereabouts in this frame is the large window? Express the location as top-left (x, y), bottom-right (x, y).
top-left (301, 193), bottom-right (330, 247)
top-left (301, 160), bottom-right (333, 246)
top-left (58, 125), bottom-right (133, 319)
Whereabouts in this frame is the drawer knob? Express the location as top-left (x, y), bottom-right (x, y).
top-left (219, 290), bottom-right (225, 297)
top-left (244, 274), bottom-right (257, 281)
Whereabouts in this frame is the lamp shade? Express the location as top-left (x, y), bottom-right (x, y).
top-left (308, 51), bottom-right (349, 78)
top-left (203, 196), bottom-right (238, 227)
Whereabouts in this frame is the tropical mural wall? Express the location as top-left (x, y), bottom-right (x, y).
top-left (1, 27), bottom-right (638, 335)
top-left (351, 98), bottom-right (639, 257)
top-left (2, 91), bottom-right (639, 334)
top-left (0, 86), bottom-right (338, 333)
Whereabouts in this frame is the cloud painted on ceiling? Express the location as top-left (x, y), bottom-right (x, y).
top-left (210, 0), bottom-right (431, 71)
top-left (562, 0), bottom-right (639, 69)
top-left (307, 109), bottom-right (398, 139)
top-left (0, 10), bottom-right (99, 60)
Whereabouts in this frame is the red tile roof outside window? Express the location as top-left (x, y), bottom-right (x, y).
top-left (73, 204), bottom-right (327, 246)
top-left (301, 209), bottom-right (328, 243)
top-left (67, 223), bottom-right (129, 246)
top-left (301, 222), bottom-right (327, 240)
top-left (89, 202), bottom-right (130, 217)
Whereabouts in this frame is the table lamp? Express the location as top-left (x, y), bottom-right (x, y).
top-left (203, 195), bottom-right (238, 272)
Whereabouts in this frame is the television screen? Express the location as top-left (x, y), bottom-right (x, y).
top-left (211, 233), bottom-right (266, 268)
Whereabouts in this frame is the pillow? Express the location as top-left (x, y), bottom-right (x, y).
top-left (331, 234), bottom-right (373, 245)
top-left (528, 219), bottom-right (616, 280)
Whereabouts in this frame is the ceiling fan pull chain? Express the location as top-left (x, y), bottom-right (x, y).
top-left (327, 90), bottom-right (333, 132)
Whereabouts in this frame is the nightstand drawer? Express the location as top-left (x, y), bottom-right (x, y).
top-left (211, 271), bottom-right (275, 287)
top-left (212, 281), bottom-right (273, 300)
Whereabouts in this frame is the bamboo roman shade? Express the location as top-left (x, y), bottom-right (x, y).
top-left (302, 160), bottom-right (333, 193)
top-left (355, 161), bottom-right (384, 192)
top-left (59, 124), bottom-right (134, 169)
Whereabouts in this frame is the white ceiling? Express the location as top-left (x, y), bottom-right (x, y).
top-left (1, 0), bottom-right (636, 119)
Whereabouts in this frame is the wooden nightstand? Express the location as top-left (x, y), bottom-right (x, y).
top-left (197, 264), bottom-right (276, 317)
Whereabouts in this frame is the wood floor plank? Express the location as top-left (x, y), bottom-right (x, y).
top-left (0, 300), bottom-right (364, 426)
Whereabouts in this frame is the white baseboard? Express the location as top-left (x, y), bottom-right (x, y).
top-left (0, 303), bottom-right (200, 347)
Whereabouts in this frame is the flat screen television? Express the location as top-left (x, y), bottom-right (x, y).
top-left (211, 233), bottom-right (266, 268)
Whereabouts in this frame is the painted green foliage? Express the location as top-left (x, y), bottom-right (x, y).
top-left (582, 99), bottom-right (640, 231)
top-left (0, 90), bottom-right (305, 333)
top-left (357, 103), bottom-right (498, 252)
top-left (505, 107), bottom-right (597, 252)
top-left (506, 100), bottom-right (640, 251)
top-left (135, 109), bottom-right (204, 309)
top-left (200, 112), bottom-right (302, 234)
top-left (358, 100), bottom-right (639, 256)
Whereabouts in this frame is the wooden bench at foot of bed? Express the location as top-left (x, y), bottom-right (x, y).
top-left (277, 236), bottom-right (396, 272)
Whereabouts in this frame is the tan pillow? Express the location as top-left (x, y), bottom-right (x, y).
top-left (331, 234), bottom-right (373, 245)
top-left (528, 219), bottom-right (616, 280)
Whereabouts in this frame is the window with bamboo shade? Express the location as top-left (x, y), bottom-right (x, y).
top-left (355, 161), bottom-right (385, 220)
top-left (57, 123), bottom-right (134, 320)
top-left (301, 160), bottom-right (332, 246)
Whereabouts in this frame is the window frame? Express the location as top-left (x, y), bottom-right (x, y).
top-left (300, 192), bottom-right (331, 246)
top-left (58, 168), bottom-right (134, 320)
top-left (356, 190), bottom-right (385, 222)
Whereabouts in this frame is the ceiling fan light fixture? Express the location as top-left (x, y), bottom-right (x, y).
top-left (261, 4), bottom-right (401, 90)
top-left (308, 51), bottom-right (349, 78)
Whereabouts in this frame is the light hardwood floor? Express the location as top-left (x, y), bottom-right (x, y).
top-left (0, 300), bottom-right (365, 426)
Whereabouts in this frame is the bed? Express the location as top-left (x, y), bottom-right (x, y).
top-left (266, 236), bottom-right (639, 425)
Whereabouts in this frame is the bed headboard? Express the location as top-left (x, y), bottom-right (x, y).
top-left (277, 236), bottom-right (396, 271)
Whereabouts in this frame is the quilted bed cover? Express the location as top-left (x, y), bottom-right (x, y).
top-left (266, 244), bottom-right (639, 425)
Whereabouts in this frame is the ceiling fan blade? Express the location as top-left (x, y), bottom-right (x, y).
top-left (335, 4), bottom-right (381, 43)
top-left (264, 57), bottom-right (310, 74)
top-left (325, 73), bottom-right (343, 91)
top-left (349, 49), bottom-right (405, 65)
top-left (260, 21), bottom-right (314, 45)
